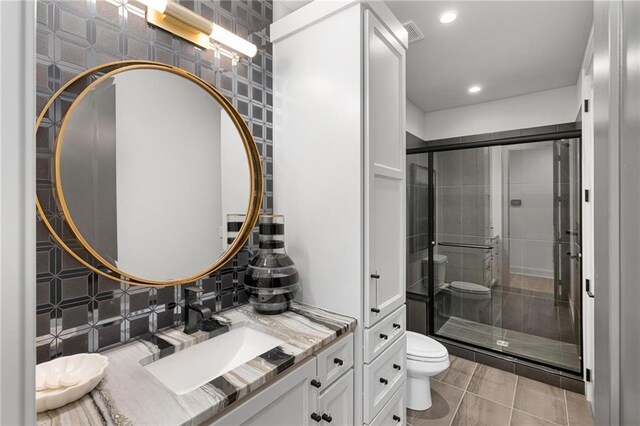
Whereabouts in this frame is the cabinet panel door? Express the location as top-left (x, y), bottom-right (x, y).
top-left (364, 9), bottom-right (406, 327)
top-left (213, 359), bottom-right (317, 426)
top-left (318, 370), bottom-right (354, 426)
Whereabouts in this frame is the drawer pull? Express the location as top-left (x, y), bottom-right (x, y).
top-left (380, 333), bottom-right (388, 340)
top-left (371, 273), bottom-right (380, 279)
top-left (379, 377), bottom-right (388, 385)
top-left (393, 363), bottom-right (402, 371)
top-left (371, 308), bottom-right (381, 313)
top-left (393, 323), bottom-right (401, 329)
top-left (322, 414), bottom-right (333, 423)
top-left (310, 379), bottom-right (322, 388)
top-left (393, 415), bottom-right (401, 423)
top-left (310, 413), bottom-right (322, 422)
top-left (333, 357), bottom-right (344, 366)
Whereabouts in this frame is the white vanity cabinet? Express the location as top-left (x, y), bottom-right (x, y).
top-left (212, 335), bottom-right (354, 426)
top-left (212, 357), bottom-right (318, 426)
top-left (272, 2), bottom-right (408, 424)
top-left (364, 9), bottom-right (407, 328)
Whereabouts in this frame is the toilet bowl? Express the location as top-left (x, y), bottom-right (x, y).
top-left (448, 281), bottom-right (492, 323)
top-left (406, 331), bottom-right (450, 410)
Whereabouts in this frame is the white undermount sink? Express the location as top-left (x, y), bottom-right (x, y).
top-left (144, 327), bottom-right (285, 395)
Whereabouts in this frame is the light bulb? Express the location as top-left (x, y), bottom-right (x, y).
top-left (210, 24), bottom-right (258, 58)
top-left (468, 85), bottom-right (482, 94)
top-left (439, 11), bottom-right (457, 24)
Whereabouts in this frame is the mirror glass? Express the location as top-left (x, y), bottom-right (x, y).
top-left (57, 67), bottom-right (251, 283)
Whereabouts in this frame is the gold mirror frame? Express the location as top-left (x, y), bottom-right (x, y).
top-left (36, 60), bottom-right (263, 287)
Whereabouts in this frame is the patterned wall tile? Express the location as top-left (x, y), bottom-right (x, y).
top-left (36, 0), bottom-right (273, 363)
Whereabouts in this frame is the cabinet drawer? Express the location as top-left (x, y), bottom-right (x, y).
top-left (364, 306), bottom-right (405, 363)
top-left (317, 369), bottom-right (354, 426)
top-left (316, 334), bottom-right (354, 390)
top-left (366, 385), bottom-right (406, 426)
top-left (363, 335), bottom-right (406, 423)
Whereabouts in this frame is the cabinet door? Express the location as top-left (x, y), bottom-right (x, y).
top-left (364, 9), bottom-right (406, 327)
top-left (213, 359), bottom-right (317, 426)
top-left (318, 370), bottom-right (354, 426)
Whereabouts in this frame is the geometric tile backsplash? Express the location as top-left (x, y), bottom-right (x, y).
top-left (35, 0), bottom-right (274, 363)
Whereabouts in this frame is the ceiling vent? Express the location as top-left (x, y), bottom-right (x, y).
top-left (403, 21), bottom-right (424, 44)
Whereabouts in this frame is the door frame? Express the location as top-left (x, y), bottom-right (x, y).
top-left (0, 0), bottom-right (36, 423)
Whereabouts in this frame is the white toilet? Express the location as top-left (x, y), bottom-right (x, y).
top-left (406, 331), bottom-right (450, 410)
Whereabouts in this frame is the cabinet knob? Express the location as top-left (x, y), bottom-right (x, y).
top-left (333, 357), bottom-right (344, 366)
top-left (371, 273), bottom-right (380, 279)
top-left (393, 323), bottom-right (401, 329)
top-left (310, 413), bottom-right (322, 422)
top-left (393, 415), bottom-right (401, 423)
top-left (379, 378), bottom-right (388, 385)
top-left (371, 308), bottom-right (381, 313)
top-left (393, 364), bottom-right (402, 371)
top-left (310, 379), bottom-right (322, 388)
top-left (322, 414), bottom-right (333, 423)
top-left (380, 333), bottom-right (388, 340)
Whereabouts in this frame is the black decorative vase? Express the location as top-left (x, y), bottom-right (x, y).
top-left (244, 215), bottom-right (299, 314)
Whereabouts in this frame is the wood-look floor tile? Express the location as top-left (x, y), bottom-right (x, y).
top-left (467, 364), bottom-right (518, 407)
top-left (565, 391), bottom-right (594, 426)
top-left (451, 393), bottom-right (511, 426)
top-left (407, 380), bottom-right (464, 426)
top-left (513, 377), bottom-right (567, 425)
top-left (510, 409), bottom-right (559, 426)
top-left (433, 355), bottom-right (477, 390)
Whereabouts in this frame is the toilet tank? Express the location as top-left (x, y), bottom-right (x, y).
top-left (421, 254), bottom-right (448, 288)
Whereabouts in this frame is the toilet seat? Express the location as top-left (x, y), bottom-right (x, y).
top-left (406, 331), bottom-right (448, 361)
top-left (450, 281), bottom-right (490, 294)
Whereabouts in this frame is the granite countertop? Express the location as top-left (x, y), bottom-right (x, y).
top-left (37, 302), bottom-right (356, 426)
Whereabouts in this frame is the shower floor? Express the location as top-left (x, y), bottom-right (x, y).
top-left (437, 316), bottom-right (581, 372)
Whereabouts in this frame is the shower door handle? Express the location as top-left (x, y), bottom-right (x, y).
top-left (567, 251), bottom-right (582, 260)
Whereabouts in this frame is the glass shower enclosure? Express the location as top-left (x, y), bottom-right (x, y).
top-left (406, 137), bottom-right (582, 374)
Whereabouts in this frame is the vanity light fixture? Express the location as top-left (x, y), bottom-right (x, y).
top-left (139, 0), bottom-right (258, 61)
top-left (468, 85), bottom-right (482, 94)
top-left (439, 10), bottom-right (458, 24)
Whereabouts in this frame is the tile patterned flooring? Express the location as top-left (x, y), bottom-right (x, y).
top-left (407, 356), bottom-right (593, 426)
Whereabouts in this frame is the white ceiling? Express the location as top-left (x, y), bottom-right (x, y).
top-left (387, 1), bottom-right (593, 112)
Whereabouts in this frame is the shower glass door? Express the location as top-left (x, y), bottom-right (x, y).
top-left (407, 138), bottom-right (582, 374)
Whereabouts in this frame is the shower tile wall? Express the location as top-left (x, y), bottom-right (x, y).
top-left (435, 148), bottom-right (492, 286)
top-left (35, 0), bottom-right (273, 363)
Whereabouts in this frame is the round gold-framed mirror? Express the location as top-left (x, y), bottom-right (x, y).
top-left (36, 61), bottom-right (263, 286)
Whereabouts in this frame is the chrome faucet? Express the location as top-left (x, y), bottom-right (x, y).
top-left (183, 286), bottom-right (213, 334)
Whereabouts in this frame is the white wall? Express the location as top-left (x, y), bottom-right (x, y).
top-left (114, 70), bottom-right (222, 280)
top-left (423, 85), bottom-right (578, 140)
top-left (220, 113), bottom-right (251, 248)
top-left (406, 99), bottom-right (425, 139)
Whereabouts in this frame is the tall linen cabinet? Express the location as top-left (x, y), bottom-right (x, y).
top-left (272, 2), bottom-right (408, 424)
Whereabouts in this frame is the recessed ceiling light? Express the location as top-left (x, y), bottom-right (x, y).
top-left (468, 85), bottom-right (482, 94)
top-left (439, 11), bottom-right (457, 24)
